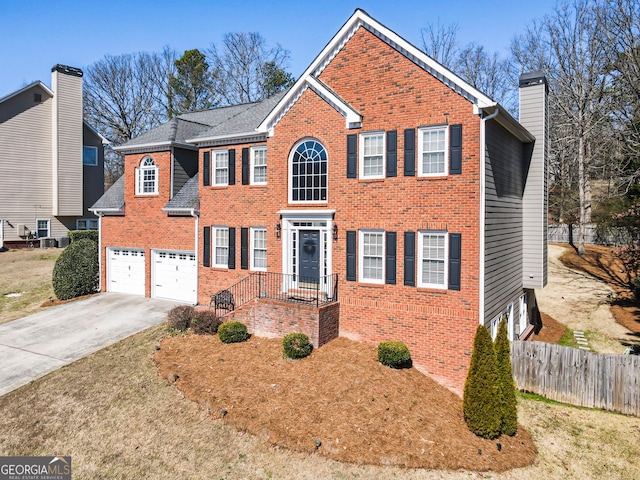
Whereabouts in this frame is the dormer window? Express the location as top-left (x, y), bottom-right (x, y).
top-left (135, 156), bottom-right (158, 195)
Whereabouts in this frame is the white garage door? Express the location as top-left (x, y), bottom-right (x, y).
top-left (107, 248), bottom-right (145, 296)
top-left (153, 250), bottom-right (197, 304)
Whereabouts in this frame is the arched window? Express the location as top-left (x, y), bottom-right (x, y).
top-left (135, 156), bottom-right (158, 195)
top-left (289, 139), bottom-right (328, 203)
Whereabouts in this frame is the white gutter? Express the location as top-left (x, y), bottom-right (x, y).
top-left (479, 107), bottom-right (500, 326)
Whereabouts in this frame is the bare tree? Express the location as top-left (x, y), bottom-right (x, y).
top-left (208, 32), bottom-right (293, 105)
top-left (420, 21), bottom-right (459, 68)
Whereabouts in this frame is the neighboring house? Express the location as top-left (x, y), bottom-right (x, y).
top-left (92, 9), bottom-right (547, 391)
top-left (0, 64), bottom-right (106, 249)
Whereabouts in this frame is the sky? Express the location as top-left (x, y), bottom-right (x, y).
top-left (0, 0), bottom-right (557, 96)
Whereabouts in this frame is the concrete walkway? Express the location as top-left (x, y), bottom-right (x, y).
top-left (0, 293), bottom-right (177, 396)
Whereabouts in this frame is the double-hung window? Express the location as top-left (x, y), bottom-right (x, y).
top-left (136, 157), bottom-right (158, 194)
top-left (251, 147), bottom-right (267, 185)
top-left (36, 219), bottom-right (50, 238)
top-left (418, 126), bottom-right (447, 176)
top-left (214, 150), bottom-right (229, 186)
top-left (359, 230), bottom-right (384, 284)
top-left (360, 132), bottom-right (385, 179)
top-left (213, 226), bottom-right (229, 268)
top-left (418, 231), bottom-right (447, 288)
top-left (250, 227), bottom-right (267, 271)
top-left (77, 219), bottom-right (98, 230)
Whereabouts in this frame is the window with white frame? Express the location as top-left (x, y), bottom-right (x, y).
top-left (213, 226), bottom-right (229, 268)
top-left (214, 150), bottom-right (229, 185)
top-left (251, 146), bottom-right (267, 185)
top-left (359, 230), bottom-right (384, 283)
top-left (76, 219), bottom-right (98, 230)
top-left (290, 139), bottom-right (328, 203)
top-left (83, 146), bottom-right (98, 166)
top-left (36, 219), bottom-right (50, 238)
top-left (418, 231), bottom-right (447, 288)
top-left (360, 132), bottom-right (385, 179)
top-left (250, 227), bottom-right (267, 271)
top-left (418, 126), bottom-right (447, 176)
top-left (135, 157), bottom-right (158, 194)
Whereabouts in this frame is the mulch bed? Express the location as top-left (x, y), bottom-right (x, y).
top-left (155, 334), bottom-right (536, 472)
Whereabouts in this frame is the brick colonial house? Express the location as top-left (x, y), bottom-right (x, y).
top-left (92, 9), bottom-right (547, 391)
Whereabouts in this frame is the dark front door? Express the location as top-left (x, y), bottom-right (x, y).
top-left (299, 230), bottom-right (320, 285)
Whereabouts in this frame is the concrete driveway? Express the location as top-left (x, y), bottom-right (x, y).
top-left (0, 293), bottom-right (177, 396)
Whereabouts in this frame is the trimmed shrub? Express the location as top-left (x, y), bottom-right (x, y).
top-left (191, 310), bottom-right (221, 335)
top-left (218, 321), bottom-right (248, 343)
top-left (282, 333), bottom-right (313, 359)
top-left (495, 319), bottom-right (518, 436)
top-left (68, 230), bottom-right (99, 243)
top-left (463, 325), bottom-right (501, 439)
top-left (167, 305), bottom-right (195, 332)
top-left (52, 239), bottom-right (99, 300)
top-left (377, 341), bottom-right (411, 368)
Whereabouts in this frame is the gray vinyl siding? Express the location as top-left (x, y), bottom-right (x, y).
top-left (172, 147), bottom-right (198, 197)
top-left (519, 83), bottom-right (548, 288)
top-left (484, 120), bottom-right (525, 323)
top-left (52, 70), bottom-right (83, 216)
top-left (82, 123), bottom-right (105, 216)
top-left (0, 86), bottom-right (55, 242)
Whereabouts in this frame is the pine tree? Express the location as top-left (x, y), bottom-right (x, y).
top-left (495, 319), bottom-right (518, 436)
top-left (463, 325), bottom-right (501, 439)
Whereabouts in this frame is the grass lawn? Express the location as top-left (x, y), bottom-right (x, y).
top-left (0, 248), bottom-right (61, 325)
top-left (0, 324), bottom-right (638, 479)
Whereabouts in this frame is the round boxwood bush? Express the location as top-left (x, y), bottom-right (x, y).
top-left (282, 332), bottom-right (313, 359)
top-left (52, 239), bottom-right (99, 300)
top-left (166, 305), bottom-right (196, 332)
top-left (377, 340), bottom-right (411, 368)
top-left (191, 310), bottom-right (221, 335)
top-left (218, 321), bottom-right (248, 343)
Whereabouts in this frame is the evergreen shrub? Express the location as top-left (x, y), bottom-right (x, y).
top-left (282, 332), bottom-right (313, 359)
top-left (52, 238), bottom-right (99, 300)
top-left (218, 321), bottom-right (248, 343)
top-left (377, 340), bottom-right (411, 368)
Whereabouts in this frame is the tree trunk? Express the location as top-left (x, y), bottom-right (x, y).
top-left (578, 128), bottom-right (587, 255)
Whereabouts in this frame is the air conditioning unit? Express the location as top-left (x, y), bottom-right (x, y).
top-left (57, 236), bottom-right (70, 248)
top-left (41, 238), bottom-right (57, 248)
top-left (17, 224), bottom-right (30, 237)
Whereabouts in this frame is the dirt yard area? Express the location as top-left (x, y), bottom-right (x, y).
top-left (534, 244), bottom-right (638, 353)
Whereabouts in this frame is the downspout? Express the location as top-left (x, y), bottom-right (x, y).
top-left (479, 107), bottom-right (499, 326)
top-left (96, 212), bottom-right (104, 292)
top-left (191, 209), bottom-right (199, 305)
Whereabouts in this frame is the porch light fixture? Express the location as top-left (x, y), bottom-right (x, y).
top-left (275, 222), bottom-right (281, 238)
top-left (333, 223), bottom-right (338, 241)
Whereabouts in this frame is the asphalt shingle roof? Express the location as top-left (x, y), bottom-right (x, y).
top-left (164, 175), bottom-right (199, 210)
top-left (90, 175), bottom-right (124, 211)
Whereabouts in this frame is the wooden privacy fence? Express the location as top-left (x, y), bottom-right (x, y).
top-left (511, 341), bottom-right (640, 416)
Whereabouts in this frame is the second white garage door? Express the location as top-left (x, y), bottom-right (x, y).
top-left (152, 250), bottom-right (197, 304)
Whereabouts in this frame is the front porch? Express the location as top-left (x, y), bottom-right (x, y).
top-left (209, 272), bottom-right (340, 348)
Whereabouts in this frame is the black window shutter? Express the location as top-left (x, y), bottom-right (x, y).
top-left (347, 134), bottom-right (357, 178)
top-left (404, 232), bottom-right (415, 286)
top-left (203, 152), bottom-right (210, 187)
top-left (404, 128), bottom-right (415, 176)
top-left (228, 149), bottom-right (236, 185)
top-left (346, 230), bottom-right (356, 281)
top-left (386, 130), bottom-right (397, 177)
top-left (228, 227), bottom-right (236, 269)
top-left (203, 226), bottom-right (211, 267)
top-left (240, 227), bottom-right (248, 270)
top-left (385, 231), bottom-right (396, 284)
top-left (449, 233), bottom-right (462, 290)
top-left (449, 124), bottom-right (462, 175)
top-left (242, 148), bottom-right (249, 185)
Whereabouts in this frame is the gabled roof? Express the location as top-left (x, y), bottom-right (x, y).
top-left (89, 175), bottom-right (125, 214)
top-left (113, 116), bottom-right (211, 153)
top-left (0, 81), bottom-right (54, 105)
top-left (258, 8), bottom-right (501, 136)
top-left (163, 175), bottom-right (199, 213)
